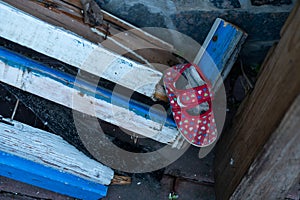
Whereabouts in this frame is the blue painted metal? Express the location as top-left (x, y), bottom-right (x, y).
top-left (0, 151), bottom-right (108, 200)
top-left (0, 47), bottom-right (177, 128)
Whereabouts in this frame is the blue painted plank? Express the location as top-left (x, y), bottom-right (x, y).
top-left (0, 19), bottom-right (246, 131)
top-left (204, 20), bottom-right (240, 71)
top-left (0, 47), bottom-right (177, 128)
top-left (0, 151), bottom-right (108, 200)
top-left (197, 18), bottom-right (247, 88)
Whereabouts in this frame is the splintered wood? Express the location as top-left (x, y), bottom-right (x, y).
top-left (0, 119), bottom-right (114, 185)
top-left (0, 1), bottom-right (163, 98)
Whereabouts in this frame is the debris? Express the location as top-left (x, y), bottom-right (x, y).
top-left (230, 158), bottom-right (234, 166)
top-left (10, 99), bottom-right (19, 121)
top-left (0, 119), bottom-right (114, 199)
top-left (168, 192), bottom-right (179, 200)
top-left (111, 175), bottom-right (132, 185)
top-left (80, 0), bottom-right (103, 26)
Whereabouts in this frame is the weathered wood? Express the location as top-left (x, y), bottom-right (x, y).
top-left (0, 151), bottom-right (108, 200)
top-left (111, 175), bottom-right (132, 185)
top-left (0, 1), bottom-right (163, 98)
top-left (215, 3), bottom-right (300, 199)
top-left (2, 0), bottom-right (177, 67)
top-left (0, 118), bottom-right (113, 199)
top-left (170, 18), bottom-right (246, 150)
top-left (194, 18), bottom-right (247, 90)
top-left (62, 0), bottom-right (174, 51)
top-left (3, 0), bottom-right (174, 52)
top-left (0, 47), bottom-right (178, 144)
top-left (155, 18), bottom-right (247, 103)
top-left (230, 95), bottom-right (300, 199)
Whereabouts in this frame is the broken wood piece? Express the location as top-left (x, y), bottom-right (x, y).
top-left (155, 18), bottom-right (247, 102)
top-left (0, 1), bottom-right (163, 98)
top-left (2, 0), bottom-right (175, 62)
top-left (62, 0), bottom-right (175, 51)
top-left (81, 0), bottom-right (104, 26)
top-left (170, 18), bottom-right (247, 149)
top-left (193, 18), bottom-right (248, 91)
top-left (196, 18), bottom-right (247, 156)
top-left (0, 2), bottom-right (246, 148)
top-left (0, 119), bottom-right (114, 199)
top-left (111, 175), bottom-right (132, 185)
top-left (0, 47), bottom-right (178, 144)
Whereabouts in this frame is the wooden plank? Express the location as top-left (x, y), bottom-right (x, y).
top-left (2, 0), bottom-right (177, 67)
top-left (3, 0), bottom-right (174, 52)
top-left (0, 1), bottom-right (163, 98)
top-left (196, 18), bottom-right (246, 156)
top-left (0, 47), bottom-right (178, 144)
top-left (75, 0), bottom-right (175, 51)
top-left (0, 118), bottom-right (113, 199)
top-left (0, 152), bottom-right (108, 199)
top-left (214, 3), bottom-right (300, 199)
top-left (171, 18), bottom-right (246, 150)
top-left (194, 18), bottom-right (247, 90)
top-left (230, 95), bottom-right (300, 199)
top-left (0, 1), bottom-right (246, 147)
top-left (155, 18), bottom-right (247, 102)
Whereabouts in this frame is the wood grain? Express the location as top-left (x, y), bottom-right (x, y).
top-left (0, 1), bottom-right (163, 97)
top-left (230, 95), bottom-right (300, 199)
top-left (2, 0), bottom-right (176, 64)
top-left (0, 47), bottom-right (179, 144)
top-left (0, 122), bottom-right (112, 199)
top-left (0, 117), bottom-right (114, 186)
top-left (214, 3), bottom-right (300, 199)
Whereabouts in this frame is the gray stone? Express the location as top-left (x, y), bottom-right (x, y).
top-left (98, 0), bottom-right (293, 68)
top-left (251, 0), bottom-right (292, 6)
top-left (210, 0), bottom-right (241, 8)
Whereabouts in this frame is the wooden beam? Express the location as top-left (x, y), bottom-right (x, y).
top-left (3, 0), bottom-right (174, 52)
top-left (0, 47), bottom-right (178, 144)
top-left (0, 1), bottom-right (163, 98)
top-left (0, 16), bottom-right (246, 147)
top-left (194, 18), bottom-right (247, 90)
top-left (155, 18), bottom-right (247, 102)
top-left (0, 118), bottom-right (113, 199)
top-left (170, 18), bottom-right (247, 150)
top-left (230, 95), bottom-right (300, 199)
top-left (214, 3), bottom-right (300, 199)
top-left (1, 0), bottom-right (177, 67)
top-left (196, 18), bottom-right (247, 157)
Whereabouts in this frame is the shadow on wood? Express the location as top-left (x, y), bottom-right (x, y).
top-left (214, 2), bottom-right (300, 199)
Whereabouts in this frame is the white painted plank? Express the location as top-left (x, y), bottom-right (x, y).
top-left (0, 118), bottom-right (114, 185)
top-left (0, 1), bottom-right (162, 97)
top-left (0, 60), bottom-right (178, 144)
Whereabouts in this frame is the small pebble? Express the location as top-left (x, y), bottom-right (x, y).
top-left (230, 158), bottom-right (234, 165)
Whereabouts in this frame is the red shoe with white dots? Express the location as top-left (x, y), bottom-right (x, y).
top-left (163, 63), bottom-right (217, 147)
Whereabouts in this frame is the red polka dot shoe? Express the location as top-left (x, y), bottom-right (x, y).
top-left (163, 63), bottom-right (217, 147)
